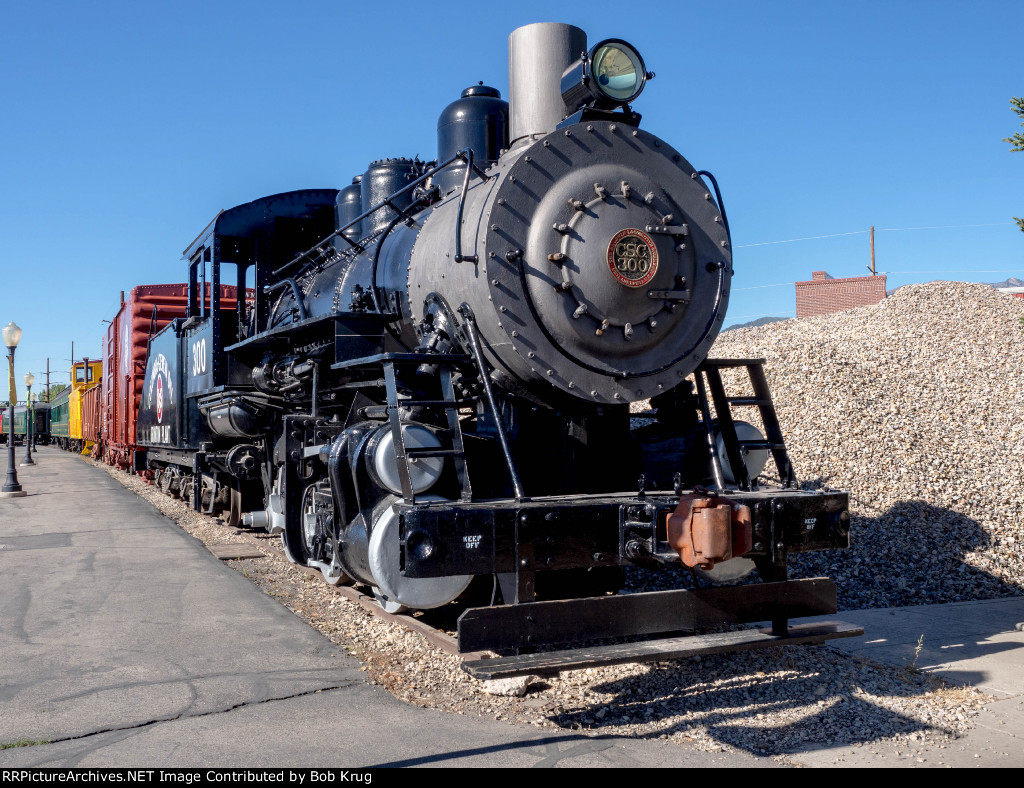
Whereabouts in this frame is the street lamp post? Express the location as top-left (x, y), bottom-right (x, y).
top-left (22, 373), bottom-right (34, 466)
top-left (2, 321), bottom-right (25, 498)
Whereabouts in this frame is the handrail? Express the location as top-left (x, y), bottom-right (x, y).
top-left (263, 278), bottom-right (310, 321)
top-left (453, 148), bottom-right (479, 263)
top-left (458, 303), bottom-right (525, 501)
top-left (273, 149), bottom-right (490, 277)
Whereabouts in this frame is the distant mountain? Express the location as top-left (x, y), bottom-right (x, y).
top-left (986, 277), bottom-right (1024, 289)
top-left (722, 316), bottom-right (788, 332)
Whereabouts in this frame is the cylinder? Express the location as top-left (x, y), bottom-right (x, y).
top-left (508, 23), bottom-right (586, 143)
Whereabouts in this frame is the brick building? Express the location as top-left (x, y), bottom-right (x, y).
top-left (795, 270), bottom-right (887, 318)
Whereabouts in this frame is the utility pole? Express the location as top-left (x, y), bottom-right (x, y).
top-left (46, 358), bottom-right (50, 402)
top-left (868, 226), bottom-right (876, 276)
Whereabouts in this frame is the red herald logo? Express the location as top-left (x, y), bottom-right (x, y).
top-left (606, 228), bottom-right (659, 288)
top-left (156, 376), bottom-right (163, 423)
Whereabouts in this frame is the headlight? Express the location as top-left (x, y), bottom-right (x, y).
top-left (561, 38), bottom-right (649, 112)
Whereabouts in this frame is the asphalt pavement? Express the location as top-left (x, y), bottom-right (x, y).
top-left (1, 447), bottom-right (1022, 768)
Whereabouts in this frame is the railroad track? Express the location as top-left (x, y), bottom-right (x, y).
top-left (205, 528), bottom-right (492, 661)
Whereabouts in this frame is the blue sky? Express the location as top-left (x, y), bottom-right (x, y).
top-left (1, 0), bottom-right (1020, 396)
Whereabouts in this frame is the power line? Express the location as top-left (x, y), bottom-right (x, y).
top-left (878, 222), bottom-right (1014, 232)
top-left (882, 270), bottom-right (1024, 274)
top-left (733, 270), bottom-right (1023, 292)
top-left (736, 231), bottom-right (866, 248)
top-left (736, 222), bottom-right (1017, 249)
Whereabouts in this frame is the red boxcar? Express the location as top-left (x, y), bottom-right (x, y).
top-left (101, 284), bottom-right (244, 470)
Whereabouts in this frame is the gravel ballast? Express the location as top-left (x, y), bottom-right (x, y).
top-left (711, 281), bottom-right (1024, 610)
top-left (82, 280), bottom-right (1022, 761)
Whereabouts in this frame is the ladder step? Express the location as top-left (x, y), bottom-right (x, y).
top-left (738, 440), bottom-right (787, 450)
top-left (726, 397), bottom-right (772, 407)
top-left (405, 448), bottom-right (465, 458)
top-left (391, 399), bottom-right (463, 408)
top-left (700, 358), bottom-right (766, 369)
top-left (331, 352), bottom-right (472, 371)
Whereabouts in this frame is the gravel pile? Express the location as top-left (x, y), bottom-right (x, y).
top-left (711, 281), bottom-right (1024, 609)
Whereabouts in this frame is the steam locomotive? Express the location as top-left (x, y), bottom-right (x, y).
top-left (133, 24), bottom-right (856, 675)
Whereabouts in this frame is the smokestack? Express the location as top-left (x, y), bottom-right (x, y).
top-left (508, 23), bottom-right (587, 144)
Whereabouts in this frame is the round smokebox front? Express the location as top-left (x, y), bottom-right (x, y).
top-left (484, 125), bottom-right (732, 402)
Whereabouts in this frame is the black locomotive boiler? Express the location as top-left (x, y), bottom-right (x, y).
top-left (136, 23), bottom-right (858, 676)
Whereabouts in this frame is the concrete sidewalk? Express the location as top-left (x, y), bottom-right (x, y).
top-left (0, 448), bottom-right (761, 768)
top-left (789, 599), bottom-right (1024, 766)
top-left (2, 447), bottom-right (1022, 767)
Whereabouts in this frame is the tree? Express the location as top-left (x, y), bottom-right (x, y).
top-left (1005, 97), bottom-right (1024, 232)
top-left (45, 382), bottom-right (68, 400)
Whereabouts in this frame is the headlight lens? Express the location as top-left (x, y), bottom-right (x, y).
top-left (592, 42), bottom-right (645, 102)
top-left (560, 38), bottom-right (648, 112)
